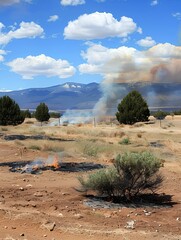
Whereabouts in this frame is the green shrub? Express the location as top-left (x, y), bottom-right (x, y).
top-left (119, 138), bottom-right (130, 145)
top-left (78, 167), bottom-right (120, 197)
top-left (78, 151), bottom-right (163, 201)
top-left (29, 145), bottom-right (41, 150)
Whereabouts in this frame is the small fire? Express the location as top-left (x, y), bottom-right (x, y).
top-left (20, 154), bottom-right (61, 173)
top-left (45, 154), bottom-right (60, 169)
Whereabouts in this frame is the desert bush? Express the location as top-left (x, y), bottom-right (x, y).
top-left (29, 145), bottom-right (41, 150)
top-left (79, 151), bottom-right (163, 201)
top-left (119, 138), bottom-right (130, 145)
top-left (137, 133), bottom-right (142, 138)
top-left (25, 120), bottom-right (34, 124)
top-left (1, 127), bottom-right (8, 131)
top-left (78, 167), bottom-right (120, 197)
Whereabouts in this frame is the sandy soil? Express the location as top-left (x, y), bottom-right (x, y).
top-left (0, 116), bottom-right (180, 240)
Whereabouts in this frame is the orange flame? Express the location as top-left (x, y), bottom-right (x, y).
top-left (46, 154), bottom-right (60, 169)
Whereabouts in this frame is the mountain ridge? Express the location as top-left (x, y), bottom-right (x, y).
top-left (0, 82), bottom-right (181, 112)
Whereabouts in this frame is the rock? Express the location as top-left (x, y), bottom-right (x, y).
top-left (62, 192), bottom-right (69, 196)
top-left (20, 233), bottom-right (25, 236)
top-left (125, 220), bottom-right (135, 229)
top-left (41, 221), bottom-right (56, 231)
top-left (34, 192), bottom-right (43, 197)
top-left (58, 213), bottom-right (64, 217)
top-left (104, 213), bottom-right (111, 218)
top-left (145, 212), bottom-right (152, 216)
top-left (26, 184), bottom-right (32, 188)
top-left (74, 213), bottom-right (83, 219)
top-left (19, 187), bottom-right (24, 191)
top-left (176, 217), bottom-right (180, 221)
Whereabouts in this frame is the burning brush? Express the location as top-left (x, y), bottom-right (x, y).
top-left (14, 154), bottom-right (61, 174)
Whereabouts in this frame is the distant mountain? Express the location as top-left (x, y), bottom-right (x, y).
top-left (0, 82), bottom-right (180, 112)
top-left (0, 82), bottom-right (101, 111)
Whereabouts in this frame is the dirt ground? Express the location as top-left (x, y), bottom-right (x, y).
top-left (0, 116), bottom-right (180, 240)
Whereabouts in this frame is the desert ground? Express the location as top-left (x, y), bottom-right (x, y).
top-left (0, 116), bottom-right (180, 240)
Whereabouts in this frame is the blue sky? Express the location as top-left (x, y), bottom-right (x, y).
top-left (0, 0), bottom-right (181, 90)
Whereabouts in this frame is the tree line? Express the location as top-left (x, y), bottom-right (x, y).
top-left (0, 95), bottom-right (60, 126)
top-left (0, 91), bottom-right (178, 126)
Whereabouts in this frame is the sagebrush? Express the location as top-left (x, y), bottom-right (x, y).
top-left (79, 151), bottom-right (163, 201)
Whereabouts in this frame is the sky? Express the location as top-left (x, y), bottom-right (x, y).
top-left (0, 0), bottom-right (181, 91)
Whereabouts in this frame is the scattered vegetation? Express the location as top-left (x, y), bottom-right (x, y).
top-left (83, 143), bottom-right (99, 157)
top-left (49, 111), bottom-right (61, 118)
top-left (119, 138), bottom-right (130, 145)
top-left (21, 109), bottom-right (31, 118)
top-left (153, 110), bottom-right (168, 127)
top-left (29, 145), bottom-right (41, 151)
top-left (79, 151), bottom-right (163, 201)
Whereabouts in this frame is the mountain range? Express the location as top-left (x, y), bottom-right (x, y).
top-left (0, 82), bottom-right (181, 112)
top-left (0, 82), bottom-right (101, 111)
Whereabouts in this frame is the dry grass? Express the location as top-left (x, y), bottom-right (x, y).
top-left (1, 116), bottom-right (181, 164)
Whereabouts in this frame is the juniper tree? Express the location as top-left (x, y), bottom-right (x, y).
top-left (116, 90), bottom-right (150, 125)
top-left (0, 96), bottom-right (24, 126)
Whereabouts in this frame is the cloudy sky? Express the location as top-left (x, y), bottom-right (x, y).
top-left (0, 0), bottom-right (181, 90)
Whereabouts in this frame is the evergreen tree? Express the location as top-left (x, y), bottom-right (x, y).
top-left (153, 110), bottom-right (167, 127)
top-left (116, 90), bottom-right (150, 125)
top-left (35, 103), bottom-right (50, 124)
top-left (0, 96), bottom-right (25, 126)
top-left (21, 109), bottom-right (31, 118)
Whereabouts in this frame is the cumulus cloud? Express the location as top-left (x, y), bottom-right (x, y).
top-left (0, 0), bottom-right (32, 6)
top-left (137, 36), bottom-right (156, 47)
top-left (64, 12), bottom-right (139, 40)
top-left (0, 21), bottom-right (44, 45)
top-left (60, 0), bottom-right (85, 6)
top-left (7, 54), bottom-right (76, 79)
top-left (47, 15), bottom-right (59, 22)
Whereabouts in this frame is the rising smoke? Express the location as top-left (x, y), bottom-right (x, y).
top-left (92, 47), bottom-right (181, 115)
top-left (61, 43), bottom-right (181, 123)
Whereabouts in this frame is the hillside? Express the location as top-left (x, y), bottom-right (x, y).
top-left (0, 82), bottom-right (181, 112)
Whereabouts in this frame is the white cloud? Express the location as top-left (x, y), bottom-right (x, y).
top-left (78, 42), bottom-right (181, 83)
top-left (0, 0), bottom-right (32, 6)
top-left (0, 49), bottom-right (6, 61)
top-left (172, 12), bottom-right (181, 20)
top-left (0, 21), bottom-right (44, 45)
top-left (64, 12), bottom-right (140, 40)
top-left (0, 22), bottom-right (5, 30)
top-left (151, 0), bottom-right (158, 6)
top-left (137, 36), bottom-right (156, 47)
top-left (60, 0), bottom-right (85, 6)
top-left (7, 54), bottom-right (76, 79)
top-left (47, 15), bottom-right (59, 22)
top-left (147, 43), bottom-right (181, 58)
